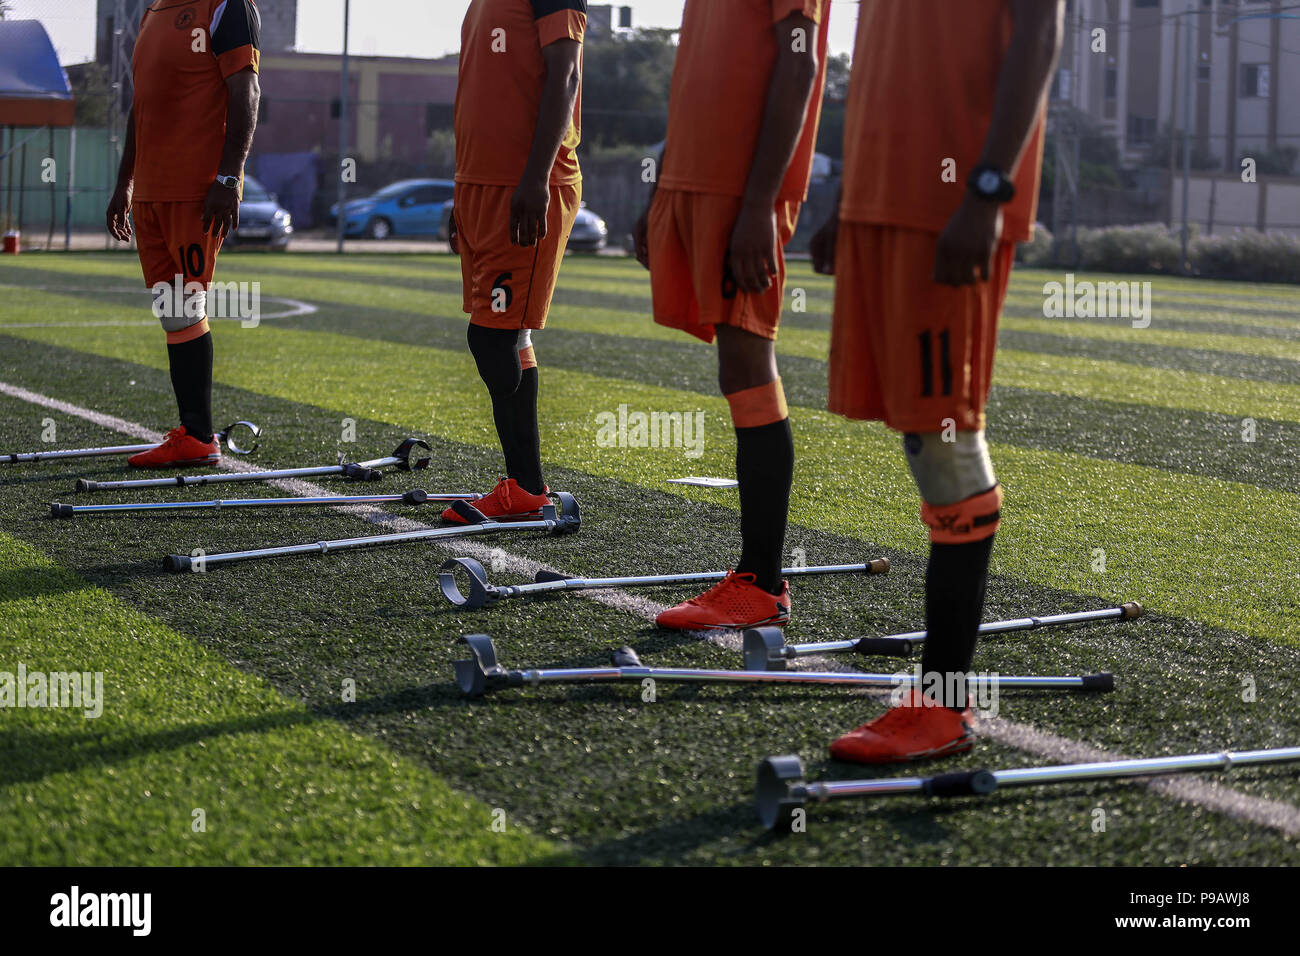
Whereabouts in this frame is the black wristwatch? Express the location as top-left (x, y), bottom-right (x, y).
top-left (967, 165), bottom-right (1015, 204)
top-left (214, 174), bottom-right (240, 191)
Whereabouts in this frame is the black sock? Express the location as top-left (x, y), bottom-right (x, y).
top-left (167, 331), bottom-right (214, 443)
top-left (920, 534), bottom-right (996, 711)
top-left (508, 366), bottom-right (545, 495)
top-left (466, 324), bottom-right (524, 480)
top-left (734, 417), bottom-right (794, 594)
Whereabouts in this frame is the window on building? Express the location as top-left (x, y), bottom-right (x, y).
top-left (1241, 64), bottom-right (1270, 98)
top-left (1134, 0), bottom-right (1158, 8)
top-left (1198, 63), bottom-right (1210, 82)
top-left (330, 98), bottom-right (341, 119)
top-left (1127, 114), bottom-right (1157, 144)
top-left (1105, 68), bottom-right (1117, 99)
top-left (426, 103), bottom-right (453, 136)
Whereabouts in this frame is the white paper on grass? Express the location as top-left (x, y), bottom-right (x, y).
top-left (666, 477), bottom-right (739, 488)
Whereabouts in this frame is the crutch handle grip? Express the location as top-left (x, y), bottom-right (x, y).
top-left (853, 637), bottom-right (915, 657)
top-left (50, 502), bottom-right (75, 518)
top-left (340, 462), bottom-right (382, 481)
top-left (1080, 672), bottom-right (1115, 692)
top-left (402, 489), bottom-right (429, 505)
top-left (924, 770), bottom-right (997, 798)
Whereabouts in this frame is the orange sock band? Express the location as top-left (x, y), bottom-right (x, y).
top-left (921, 485), bottom-right (1002, 544)
top-left (165, 317), bottom-right (210, 345)
top-left (725, 378), bottom-right (788, 429)
top-left (518, 345), bottom-right (537, 371)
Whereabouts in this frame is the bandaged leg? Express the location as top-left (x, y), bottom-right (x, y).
top-left (905, 430), bottom-right (1001, 710)
top-left (153, 280), bottom-right (214, 441)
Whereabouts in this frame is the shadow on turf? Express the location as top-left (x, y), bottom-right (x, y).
top-left (0, 564), bottom-right (96, 603)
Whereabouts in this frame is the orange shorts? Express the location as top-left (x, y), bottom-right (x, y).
top-left (455, 181), bottom-right (581, 330)
top-left (828, 223), bottom-right (1016, 433)
top-left (648, 188), bottom-right (801, 343)
top-left (134, 200), bottom-right (224, 343)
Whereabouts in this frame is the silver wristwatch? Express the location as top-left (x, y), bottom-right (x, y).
top-left (214, 174), bottom-right (240, 191)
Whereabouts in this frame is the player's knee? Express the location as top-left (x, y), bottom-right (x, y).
top-left (152, 280), bottom-right (209, 341)
top-left (467, 323), bottom-right (523, 396)
top-left (724, 377), bottom-right (788, 429)
top-left (517, 329), bottom-right (537, 372)
top-left (715, 327), bottom-right (776, 395)
top-left (904, 430), bottom-right (1001, 544)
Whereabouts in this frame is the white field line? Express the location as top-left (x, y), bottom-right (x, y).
top-left (3, 378), bottom-right (1298, 838)
top-left (0, 285), bottom-right (318, 322)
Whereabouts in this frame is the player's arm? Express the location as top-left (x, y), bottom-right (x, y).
top-left (512, 38), bottom-right (582, 247)
top-left (107, 107), bottom-right (137, 241)
top-left (933, 0), bottom-right (1064, 286)
top-left (730, 11), bottom-right (821, 293)
top-left (633, 144), bottom-right (666, 270)
top-left (202, 68), bottom-right (260, 239)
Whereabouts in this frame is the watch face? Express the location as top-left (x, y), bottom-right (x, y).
top-left (977, 170), bottom-right (1002, 195)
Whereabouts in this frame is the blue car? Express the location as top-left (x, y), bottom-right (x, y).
top-left (329, 178), bottom-right (456, 239)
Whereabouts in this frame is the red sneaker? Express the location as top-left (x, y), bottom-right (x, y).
top-left (830, 690), bottom-right (976, 765)
top-left (127, 426), bottom-right (220, 468)
top-left (442, 477), bottom-right (550, 524)
top-left (655, 570), bottom-right (791, 631)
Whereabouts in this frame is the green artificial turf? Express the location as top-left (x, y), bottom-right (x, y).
top-left (0, 250), bottom-right (1297, 866)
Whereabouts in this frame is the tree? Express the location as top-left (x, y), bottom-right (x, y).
top-left (581, 28), bottom-right (678, 148)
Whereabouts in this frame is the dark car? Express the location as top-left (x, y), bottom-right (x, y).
top-left (438, 198), bottom-right (608, 252)
top-left (329, 179), bottom-right (456, 239)
top-left (226, 174), bottom-right (292, 249)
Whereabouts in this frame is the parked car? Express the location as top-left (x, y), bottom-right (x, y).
top-left (438, 198), bottom-right (608, 252)
top-left (226, 174), bottom-right (292, 250)
top-left (329, 179), bottom-right (456, 239)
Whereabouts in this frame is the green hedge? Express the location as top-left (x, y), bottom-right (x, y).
top-left (1018, 223), bottom-right (1300, 283)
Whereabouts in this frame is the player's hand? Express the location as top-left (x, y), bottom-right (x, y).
top-left (448, 209), bottom-right (460, 256)
top-left (633, 206), bottom-right (651, 270)
top-left (201, 181), bottom-right (240, 239)
top-left (727, 201), bottom-right (779, 294)
top-left (510, 176), bottom-right (550, 247)
top-left (810, 215), bottom-right (838, 275)
top-left (106, 186), bottom-right (133, 242)
top-left (934, 196), bottom-right (1003, 287)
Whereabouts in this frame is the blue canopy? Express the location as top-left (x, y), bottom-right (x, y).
top-left (0, 20), bottom-right (75, 126)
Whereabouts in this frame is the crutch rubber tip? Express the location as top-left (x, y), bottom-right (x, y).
top-left (924, 770), bottom-right (997, 798)
top-left (611, 646), bottom-right (642, 667)
top-left (1081, 672), bottom-right (1115, 692)
top-left (74, 478), bottom-right (96, 492)
top-left (868, 557), bottom-right (891, 574)
top-left (163, 554), bottom-right (191, 573)
top-left (403, 489), bottom-right (429, 505)
top-left (853, 637), bottom-right (915, 657)
top-left (1121, 601), bottom-right (1144, 619)
top-left (50, 503), bottom-right (75, 519)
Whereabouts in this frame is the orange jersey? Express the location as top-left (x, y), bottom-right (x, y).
top-left (840, 0), bottom-right (1045, 241)
top-left (454, 0), bottom-right (586, 188)
top-left (131, 0), bottom-right (261, 202)
top-left (660, 0), bottom-right (830, 202)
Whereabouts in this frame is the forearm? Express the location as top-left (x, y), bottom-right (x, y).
top-left (115, 109), bottom-right (136, 191)
top-left (521, 57), bottom-right (579, 186)
top-left (976, 2), bottom-right (1063, 172)
top-left (741, 42), bottom-right (819, 208)
top-left (219, 74), bottom-right (260, 179)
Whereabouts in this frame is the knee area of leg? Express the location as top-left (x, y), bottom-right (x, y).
top-left (903, 430), bottom-right (996, 506)
top-left (467, 324), bottom-right (522, 395)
